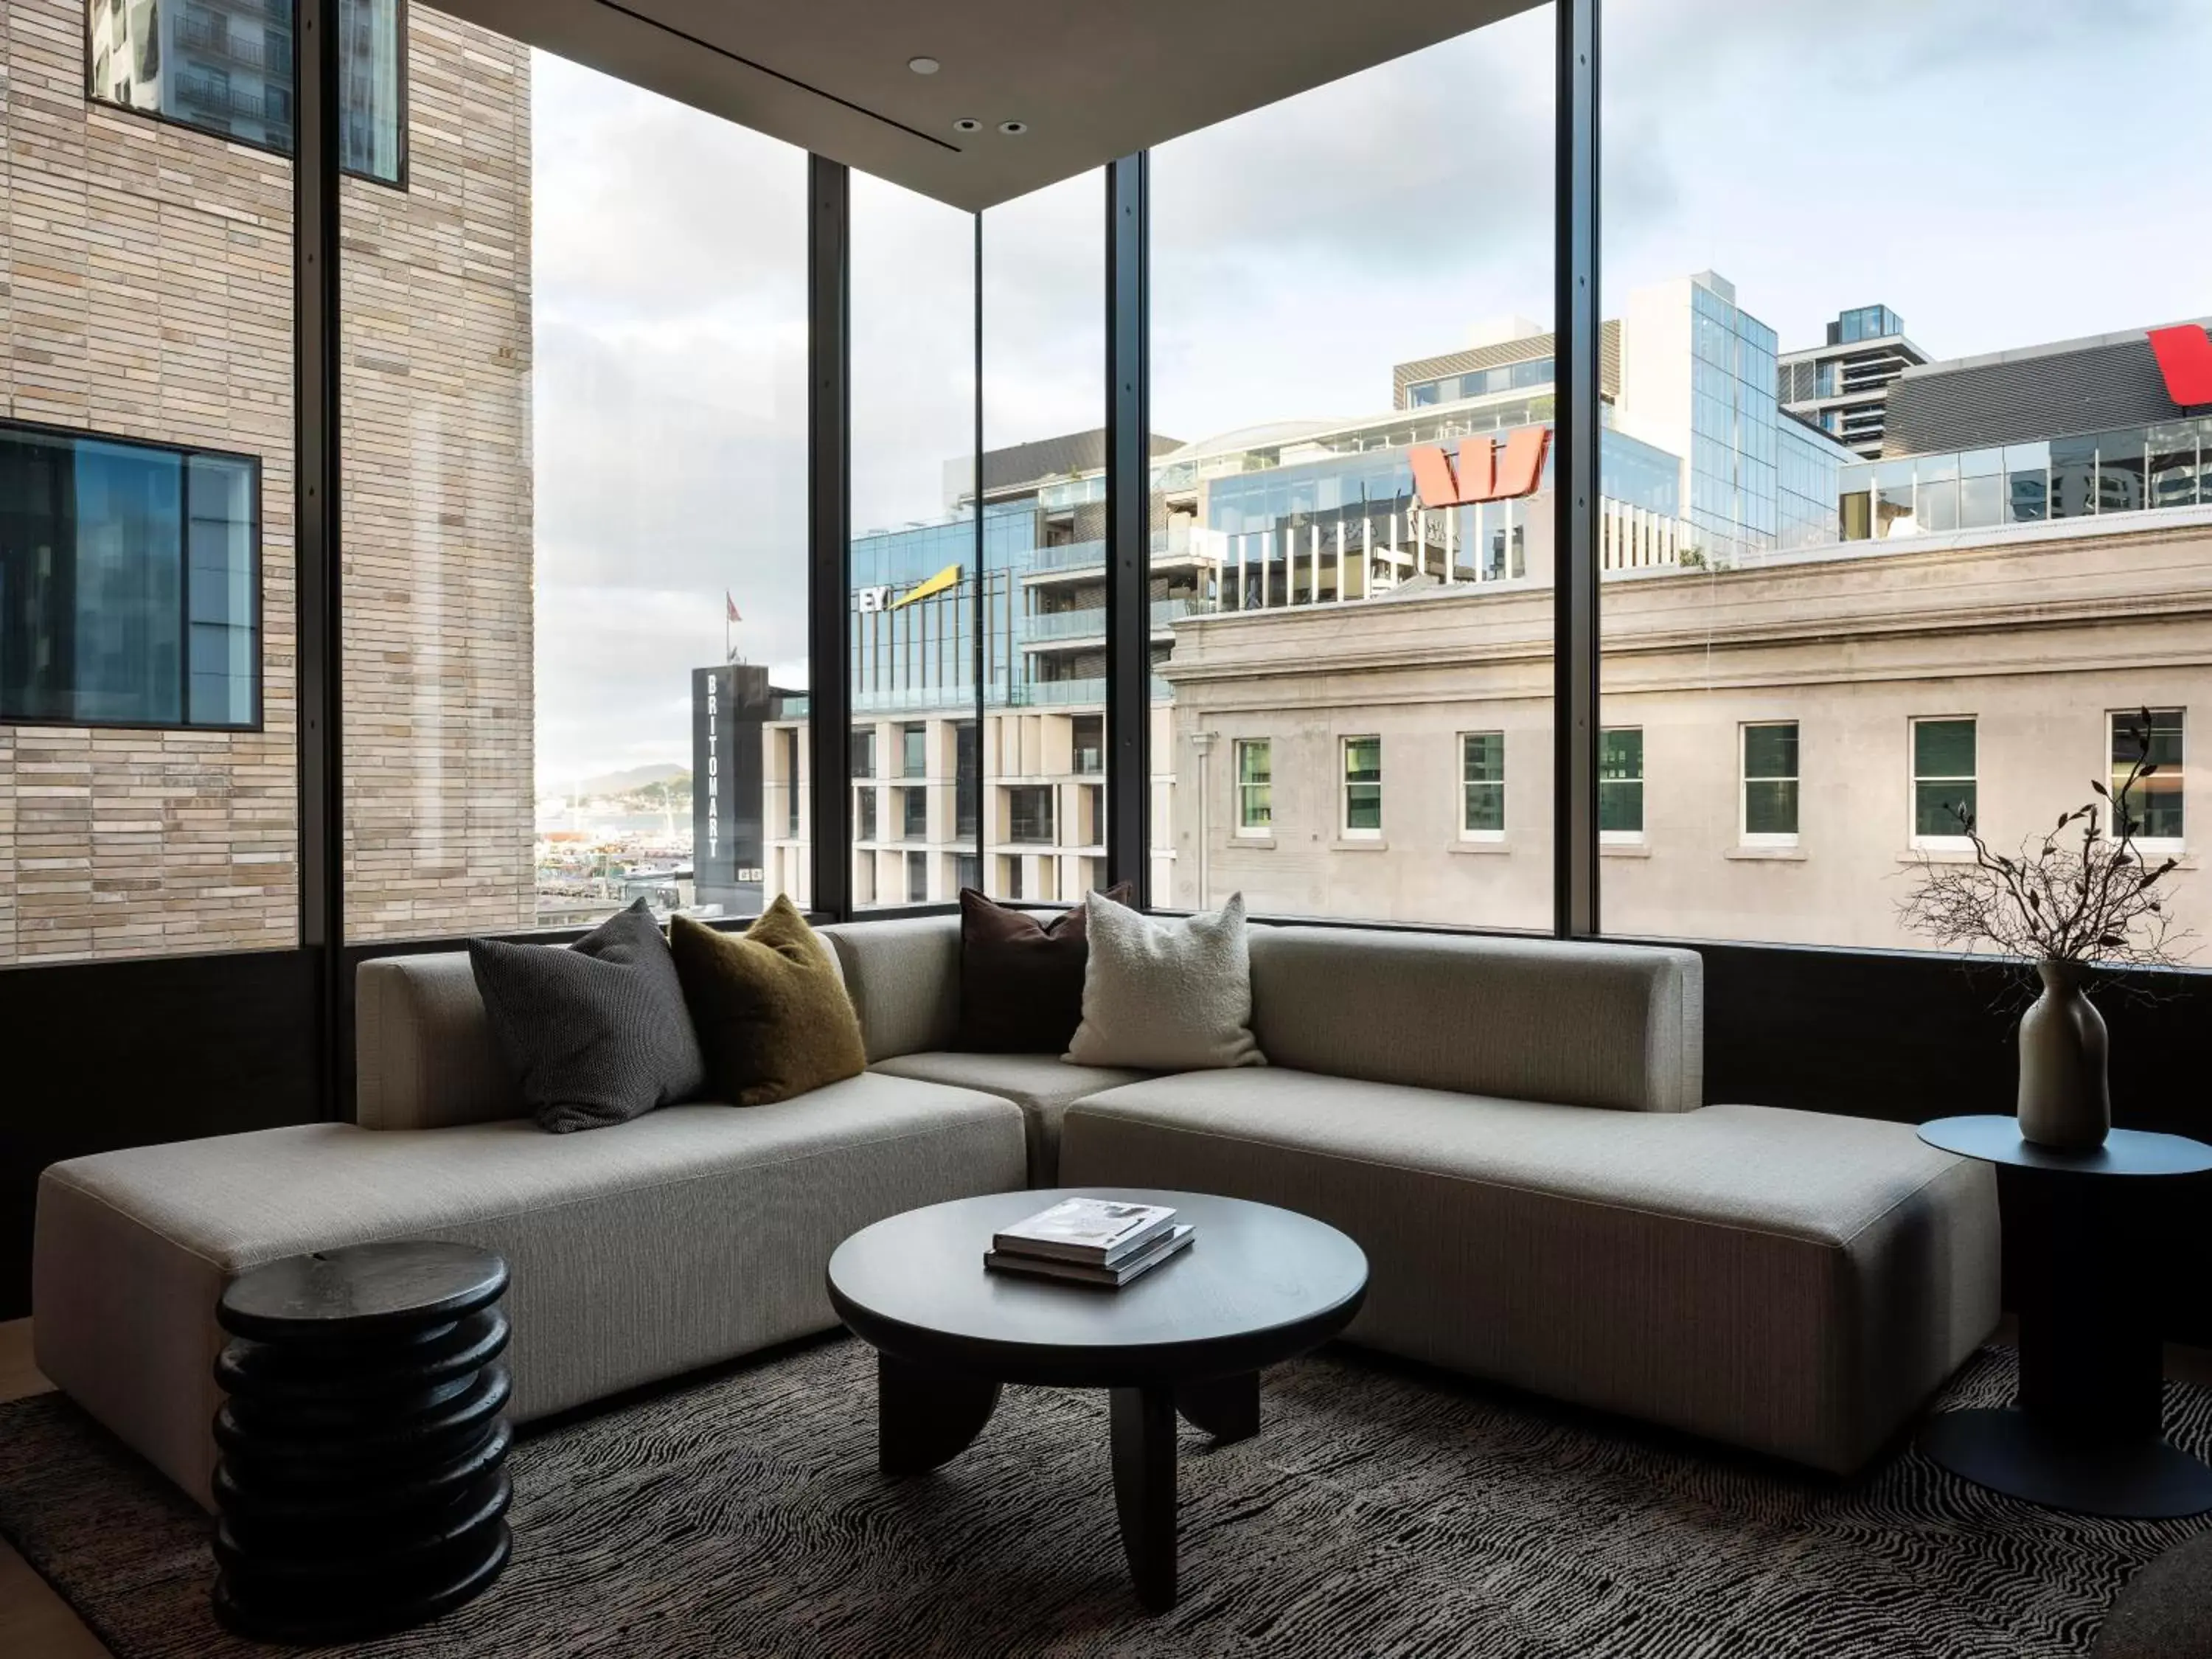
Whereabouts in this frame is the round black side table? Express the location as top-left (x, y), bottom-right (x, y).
top-left (211, 1239), bottom-right (515, 1642)
top-left (1918, 1115), bottom-right (2212, 1519)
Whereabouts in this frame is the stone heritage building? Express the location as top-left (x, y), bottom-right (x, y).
top-left (0, 0), bottom-right (533, 964)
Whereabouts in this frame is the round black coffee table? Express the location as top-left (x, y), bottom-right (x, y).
top-left (827, 1188), bottom-right (1368, 1612)
top-left (1918, 1115), bottom-right (2212, 1519)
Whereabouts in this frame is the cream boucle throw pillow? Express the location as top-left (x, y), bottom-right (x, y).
top-left (1065, 891), bottom-right (1265, 1071)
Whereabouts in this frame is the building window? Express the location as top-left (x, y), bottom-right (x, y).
top-left (954, 853), bottom-right (981, 894)
top-left (854, 785), bottom-right (877, 844)
top-left (905, 849), bottom-right (928, 904)
top-left (851, 728), bottom-right (874, 779)
top-left (900, 721), bottom-right (927, 778)
top-left (1008, 785), bottom-right (1054, 845)
top-left (1071, 714), bottom-right (1105, 776)
top-left (85, 0), bottom-right (407, 187)
top-left (1235, 739), bottom-right (1273, 835)
top-left (779, 727), bottom-right (800, 838)
top-left (1599, 728), bottom-right (1644, 839)
top-left (1001, 855), bottom-right (1025, 901)
top-left (1342, 736), bottom-right (1382, 838)
top-left (1742, 722), bottom-right (1799, 844)
top-left (2112, 709), bottom-right (2184, 844)
top-left (0, 422), bottom-right (260, 729)
top-left (1912, 718), bottom-right (1977, 843)
top-left (900, 785), bottom-right (928, 841)
top-left (1461, 732), bottom-right (1504, 838)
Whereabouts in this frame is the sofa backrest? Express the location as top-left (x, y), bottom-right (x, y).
top-left (818, 915), bottom-right (960, 1062)
top-left (1247, 926), bottom-right (1703, 1112)
top-left (356, 951), bottom-right (519, 1130)
top-left (355, 928), bottom-right (858, 1130)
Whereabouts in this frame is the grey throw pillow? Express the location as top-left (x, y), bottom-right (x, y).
top-left (468, 899), bottom-right (706, 1133)
top-left (1065, 891), bottom-right (1265, 1071)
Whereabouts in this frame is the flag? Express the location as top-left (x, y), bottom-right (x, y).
top-left (726, 593), bottom-right (742, 624)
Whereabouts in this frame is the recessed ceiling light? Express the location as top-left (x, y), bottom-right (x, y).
top-left (998, 120), bottom-right (1028, 136)
top-left (953, 118), bottom-right (981, 133)
top-left (908, 56), bottom-right (940, 74)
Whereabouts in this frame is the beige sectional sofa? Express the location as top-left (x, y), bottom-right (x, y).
top-left (34, 912), bottom-right (1998, 1510)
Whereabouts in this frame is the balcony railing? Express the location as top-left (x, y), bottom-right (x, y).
top-left (1023, 595), bottom-right (1211, 644)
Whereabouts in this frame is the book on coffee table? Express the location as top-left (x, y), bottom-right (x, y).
top-left (986, 1224), bottom-right (1195, 1288)
top-left (991, 1198), bottom-right (1177, 1267)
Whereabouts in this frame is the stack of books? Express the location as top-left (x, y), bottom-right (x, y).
top-left (984, 1198), bottom-right (1195, 1288)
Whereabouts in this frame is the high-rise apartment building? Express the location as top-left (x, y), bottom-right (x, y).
top-left (1778, 304), bottom-right (1931, 459)
top-left (0, 0), bottom-right (532, 963)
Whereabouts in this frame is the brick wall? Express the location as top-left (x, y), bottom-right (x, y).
top-left (0, 0), bottom-right (535, 962)
top-left (338, 7), bottom-right (535, 941)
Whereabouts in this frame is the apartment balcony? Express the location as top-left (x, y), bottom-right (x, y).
top-left (1009, 675), bottom-right (1173, 707)
top-left (1021, 596), bottom-right (1208, 651)
top-left (1022, 527), bottom-right (1210, 588)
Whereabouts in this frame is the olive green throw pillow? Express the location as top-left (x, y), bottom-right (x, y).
top-left (669, 899), bottom-right (866, 1107)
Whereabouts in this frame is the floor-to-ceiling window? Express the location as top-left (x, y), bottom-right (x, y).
top-left (847, 173), bottom-right (975, 910)
top-left (1596, 0), bottom-right (2212, 951)
top-left (0, 0), bottom-right (299, 964)
top-left (1150, 6), bottom-right (1557, 926)
top-left (981, 172), bottom-right (1107, 904)
top-left (338, 8), bottom-right (809, 941)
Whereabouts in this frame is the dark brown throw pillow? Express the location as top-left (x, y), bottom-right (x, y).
top-left (668, 897), bottom-right (866, 1106)
top-left (956, 883), bottom-right (1135, 1053)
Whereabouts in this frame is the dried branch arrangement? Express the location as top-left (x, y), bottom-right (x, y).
top-left (1899, 708), bottom-right (2191, 970)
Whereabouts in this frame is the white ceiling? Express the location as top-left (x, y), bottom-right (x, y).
top-left (435, 0), bottom-right (1536, 211)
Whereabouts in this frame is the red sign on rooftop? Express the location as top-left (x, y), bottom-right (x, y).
top-left (1408, 427), bottom-right (1552, 510)
top-left (2149, 324), bottom-right (2212, 407)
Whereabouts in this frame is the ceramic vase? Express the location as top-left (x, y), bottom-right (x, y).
top-left (2016, 959), bottom-right (2110, 1150)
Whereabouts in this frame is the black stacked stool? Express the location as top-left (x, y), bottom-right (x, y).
top-left (211, 1239), bottom-right (515, 1642)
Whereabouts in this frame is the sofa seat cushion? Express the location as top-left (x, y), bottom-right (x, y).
top-left (1059, 1071), bottom-right (1998, 1474)
top-left (870, 1051), bottom-right (1153, 1184)
top-left (34, 1072), bottom-right (1024, 1508)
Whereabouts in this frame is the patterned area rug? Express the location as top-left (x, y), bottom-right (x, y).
top-left (1, 1338), bottom-right (2205, 1659)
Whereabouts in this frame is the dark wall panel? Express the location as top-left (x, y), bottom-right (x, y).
top-left (0, 947), bottom-right (320, 1320)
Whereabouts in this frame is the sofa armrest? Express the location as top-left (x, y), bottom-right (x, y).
top-left (818, 916), bottom-right (961, 1062)
top-left (356, 953), bottom-right (520, 1129)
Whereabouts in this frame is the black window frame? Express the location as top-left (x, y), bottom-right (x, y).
top-left (0, 415), bottom-right (265, 734)
top-left (82, 0), bottom-right (412, 191)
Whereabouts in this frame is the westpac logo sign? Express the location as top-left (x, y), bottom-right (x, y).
top-left (2149, 324), bottom-right (2212, 406)
top-left (1407, 425), bottom-right (1551, 510)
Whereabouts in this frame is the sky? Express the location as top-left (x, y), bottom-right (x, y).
top-left (529, 0), bottom-right (2212, 792)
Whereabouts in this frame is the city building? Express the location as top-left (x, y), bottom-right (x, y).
top-left (0, 0), bottom-right (532, 962)
top-left (1166, 307), bottom-right (2212, 945)
top-left (1778, 303), bottom-right (1930, 459)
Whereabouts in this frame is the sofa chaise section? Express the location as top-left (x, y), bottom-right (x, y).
top-left (1057, 925), bottom-right (1997, 1473)
top-left (34, 948), bottom-right (1026, 1509)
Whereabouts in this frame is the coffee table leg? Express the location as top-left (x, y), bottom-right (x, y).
top-left (877, 1352), bottom-right (1000, 1478)
top-left (1175, 1371), bottom-right (1259, 1444)
top-left (1110, 1385), bottom-right (1177, 1613)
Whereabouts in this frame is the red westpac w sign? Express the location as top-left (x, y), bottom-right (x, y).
top-left (2149, 324), bottom-right (2212, 406)
top-left (1408, 426), bottom-right (1552, 509)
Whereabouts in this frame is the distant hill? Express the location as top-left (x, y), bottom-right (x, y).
top-left (557, 762), bottom-right (687, 799)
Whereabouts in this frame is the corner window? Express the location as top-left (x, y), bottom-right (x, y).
top-left (0, 422), bottom-right (260, 729)
top-left (1461, 731), bottom-right (1504, 838)
top-left (853, 785), bottom-right (877, 844)
top-left (1912, 717), bottom-right (1977, 843)
top-left (1742, 722), bottom-right (1799, 844)
top-left (84, 0), bottom-right (407, 187)
top-left (900, 784), bottom-right (928, 841)
top-left (1342, 736), bottom-right (1382, 838)
top-left (850, 728), bottom-right (875, 779)
top-left (2111, 709), bottom-right (2183, 845)
top-left (1071, 714), bottom-right (1105, 776)
top-left (1234, 739), bottom-right (1273, 835)
top-left (900, 722), bottom-right (927, 779)
top-left (1599, 728), bottom-right (1644, 840)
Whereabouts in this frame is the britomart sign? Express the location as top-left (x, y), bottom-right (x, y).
top-left (1408, 425), bottom-right (1551, 510)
